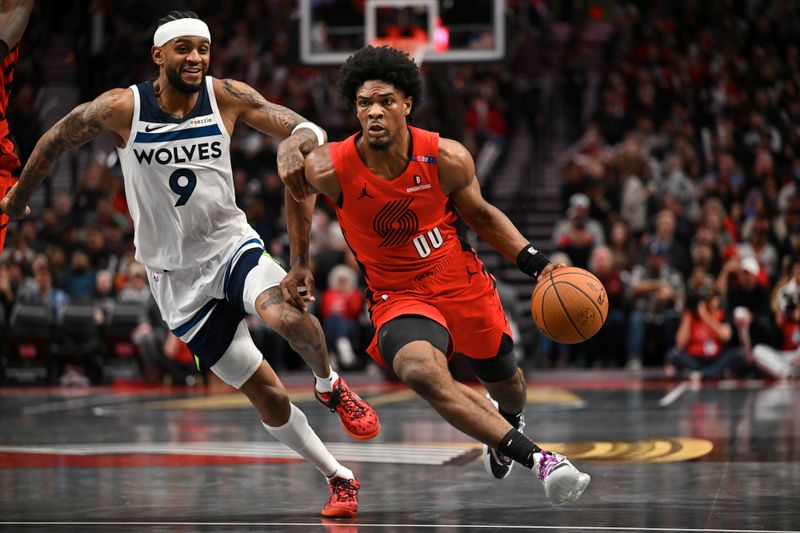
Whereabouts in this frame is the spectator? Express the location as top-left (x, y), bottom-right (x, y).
top-left (0, 262), bottom-right (16, 318)
top-left (716, 256), bottom-right (775, 347)
top-left (62, 249), bottom-right (96, 303)
top-left (117, 261), bottom-right (164, 383)
top-left (626, 241), bottom-right (684, 369)
top-left (585, 246), bottom-right (627, 367)
top-left (608, 219), bottom-right (637, 273)
top-left (92, 269), bottom-right (116, 324)
top-left (17, 254), bottom-right (69, 323)
top-left (738, 219), bottom-right (780, 281)
top-left (552, 193), bottom-right (604, 269)
top-left (665, 285), bottom-right (746, 383)
top-left (752, 257), bottom-right (800, 379)
top-left (320, 265), bottom-right (364, 369)
top-left (647, 209), bottom-right (691, 278)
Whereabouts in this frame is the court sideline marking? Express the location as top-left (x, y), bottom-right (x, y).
top-left (706, 391), bottom-right (755, 527)
top-left (0, 522), bottom-right (796, 532)
top-left (659, 382), bottom-right (689, 407)
top-left (22, 394), bottom-right (159, 415)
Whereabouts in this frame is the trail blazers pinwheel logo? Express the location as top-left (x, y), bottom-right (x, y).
top-left (373, 198), bottom-right (419, 247)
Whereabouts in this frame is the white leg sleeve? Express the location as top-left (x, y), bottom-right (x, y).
top-left (753, 344), bottom-right (791, 379)
top-left (242, 254), bottom-right (287, 316)
top-left (210, 321), bottom-right (263, 389)
top-left (263, 403), bottom-right (349, 479)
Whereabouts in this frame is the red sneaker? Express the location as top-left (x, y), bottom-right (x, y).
top-left (315, 377), bottom-right (381, 440)
top-left (321, 476), bottom-right (360, 518)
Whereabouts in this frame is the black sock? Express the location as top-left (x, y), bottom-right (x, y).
top-left (497, 428), bottom-right (541, 469)
top-left (498, 407), bottom-right (523, 429)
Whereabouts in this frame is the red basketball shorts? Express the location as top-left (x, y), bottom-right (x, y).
top-left (366, 248), bottom-right (512, 367)
top-left (0, 169), bottom-right (18, 255)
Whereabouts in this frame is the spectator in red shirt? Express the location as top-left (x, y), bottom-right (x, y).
top-left (321, 265), bottom-right (364, 369)
top-left (665, 285), bottom-right (746, 382)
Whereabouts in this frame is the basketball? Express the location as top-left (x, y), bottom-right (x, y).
top-left (531, 267), bottom-right (608, 344)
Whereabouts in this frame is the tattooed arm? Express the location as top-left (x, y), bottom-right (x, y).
top-left (0, 88), bottom-right (133, 219)
top-left (280, 188), bottom-right (318, 311)
top-left (0, 0), bottom-right (33, 60)
top-left (214, 78), bottom-right (326, 201)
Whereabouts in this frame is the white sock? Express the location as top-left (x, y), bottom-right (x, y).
top-left (314, 369), bottom-right (339, 393)
top-left (326, 465), bottom-right (355, 481)
top-left (262, 403), bottom-right (342, 477)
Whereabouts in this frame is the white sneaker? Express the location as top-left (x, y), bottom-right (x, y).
top-left (534, 451), bottom-right (591, 505)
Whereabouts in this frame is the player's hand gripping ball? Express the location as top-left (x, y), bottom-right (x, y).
top-left (531, 267), bottom-right (608, 344)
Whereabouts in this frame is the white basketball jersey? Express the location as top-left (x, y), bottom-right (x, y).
top-left (116, 76), bottom-right (252, 271)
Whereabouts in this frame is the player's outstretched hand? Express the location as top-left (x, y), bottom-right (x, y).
top-left (280, 263), bottom-right (316, 312)
top-left (277, 144), bottom-right (311, 202)
top-left (0, 184), bottom-right (31, 220)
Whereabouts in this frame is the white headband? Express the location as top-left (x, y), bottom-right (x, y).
top-left (153, 19), bottom-right (211, 47)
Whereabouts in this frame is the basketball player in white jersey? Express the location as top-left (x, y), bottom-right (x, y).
top-left (1, 10), bottom-right (378, 518)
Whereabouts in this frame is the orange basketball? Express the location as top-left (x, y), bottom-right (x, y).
top-left (531, 267), bottom-right (608, 344)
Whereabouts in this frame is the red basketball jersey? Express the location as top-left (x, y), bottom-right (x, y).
top-left (331, 126), bottom-right (460, 292)
top-left (0, 43), bottom-right (21, 174)
top-left (0, 44), bottom-right (21, 255)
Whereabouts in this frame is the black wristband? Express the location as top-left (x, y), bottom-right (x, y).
top-left (0, 40), bottom-right (9, 62)
top-left (516, 243), bottom-right (551, 281)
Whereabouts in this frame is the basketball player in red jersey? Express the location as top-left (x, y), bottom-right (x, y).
top-left (280, 45), bottom-right (590, 505)
top-left (0, 0), bottom-right (34, 255)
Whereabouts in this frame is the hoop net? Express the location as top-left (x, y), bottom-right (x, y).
top-left (369, 36), bottom-right (429, 65)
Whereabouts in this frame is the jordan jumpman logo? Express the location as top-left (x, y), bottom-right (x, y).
top-left (358, 183), bottom-right (374, 199)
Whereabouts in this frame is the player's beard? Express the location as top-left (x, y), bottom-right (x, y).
top-left (165, 64), bottom-right (204, 94)
top-left (365, 129), bottom-right (392, 151)
top-left (367, 138), bottom-right (390, 151)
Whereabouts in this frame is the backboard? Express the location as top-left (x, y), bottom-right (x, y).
top-left (300, 0), bottom-right (505, 65)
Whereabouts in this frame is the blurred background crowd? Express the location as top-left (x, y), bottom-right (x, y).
top-left (1, 0), bottom-right (798, 386)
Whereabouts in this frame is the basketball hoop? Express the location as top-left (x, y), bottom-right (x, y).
top-left (369, 36), bottom-right (429, 65)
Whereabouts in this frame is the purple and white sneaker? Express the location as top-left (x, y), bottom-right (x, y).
top-left (482, 395), bottom-right (526, 479)
top-left (534, 451), bottom-right (591, 505)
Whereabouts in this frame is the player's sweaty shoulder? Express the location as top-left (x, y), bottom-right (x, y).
top-left (437, 137), bottom-right (475, 195)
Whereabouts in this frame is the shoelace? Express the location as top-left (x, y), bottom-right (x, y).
top-left (537, 452), bottom-right (561, 481)
top-left (330, 478), bottom-right (358, 502)
top-left (327, 385), bottom-right (368, 418)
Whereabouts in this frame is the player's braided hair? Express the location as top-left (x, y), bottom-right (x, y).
top-left (338, 45), bottom-right (423, 108)
top-left (157, 10), bottom-right (200, 27)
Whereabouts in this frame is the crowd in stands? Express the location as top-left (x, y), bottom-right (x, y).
top-left (1, 1), bottom-right (798, 385)
top-left (553, 1), bottom-right (800, 381)
top-left (1, 1), bottom-right (512, 385)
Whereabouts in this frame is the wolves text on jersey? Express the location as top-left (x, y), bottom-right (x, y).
top-left (134, 141), bottom-right (222, 166)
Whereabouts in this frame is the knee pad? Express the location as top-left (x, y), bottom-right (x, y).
top-left (466, 334), bottom-right (519, 383)
top-left (210, 321), bottom-right (264, 388)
